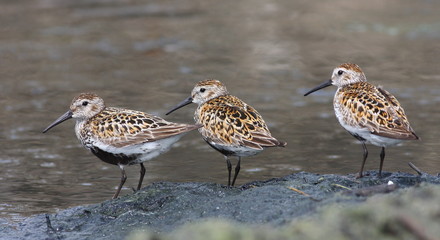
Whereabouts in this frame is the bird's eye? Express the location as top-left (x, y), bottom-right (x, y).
top-left (337, 70), bottom-right (344, 75)
top-left (82, 101), bottom-right (89, 106)
top-left (200, 88), bottom-right (206, 93)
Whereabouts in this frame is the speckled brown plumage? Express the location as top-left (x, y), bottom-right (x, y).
top-left (195, 95), bottom-right (284, 150)
top-left (81, 107), bottom-right (199, 148)
top-left (305, 63), bottom-right (419, 178)
top-left (335, 81), bottom-right (417, 140)
top-left (166, 79), bottom-right (286, 186)
top-left (43, 92), bottom-right (199, 198)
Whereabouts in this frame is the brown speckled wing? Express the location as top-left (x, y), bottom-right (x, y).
top-left (196, 95), bottom-right (284, 149)
top-left (336, 82), bottom-right (418, 140)
top-left (87, 107), bottom-right (199, 148)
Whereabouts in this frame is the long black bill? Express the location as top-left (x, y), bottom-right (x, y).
top-left (304, 79), bottom-right (333, 96)
top-left (165, 96), bottom-right (193, 115)
top-left (42, 110), bottom-right (73, 133)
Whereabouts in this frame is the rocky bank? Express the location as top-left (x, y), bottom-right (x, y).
top-left (1, 171), bottom-right (439, 240)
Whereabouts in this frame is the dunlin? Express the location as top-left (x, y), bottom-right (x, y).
top-left (43, 93), bottom-right (200, 198)
top-left (304, 63), bottom-right (419, 177)
top-left (166, 79), bottom-right (286, 186)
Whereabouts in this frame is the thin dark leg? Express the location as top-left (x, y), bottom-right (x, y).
top-left (137, 163), bottom-right (146, 191)
top-left (358, 142), bottom-right (368, 178)
top-left (231, 157), bottom-right (241, 187)
top-left (226, 156), bottom-right (232, 187)
top-left (379, 147), bottom-right (385, 178)
top-left (113, 165), bottom-right (127, 199)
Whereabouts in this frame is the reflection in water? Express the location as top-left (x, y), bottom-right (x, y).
top-left (0, 0), bottom-right (439, 221)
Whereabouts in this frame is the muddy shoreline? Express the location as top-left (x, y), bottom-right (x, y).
top-left (1, 171), bottom-right (439, 240)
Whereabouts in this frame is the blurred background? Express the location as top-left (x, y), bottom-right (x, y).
top-left (0, 0), bottom-right (438, 222)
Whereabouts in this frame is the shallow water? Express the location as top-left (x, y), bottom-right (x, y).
top-left (0, 0), bottom-right (439, 222)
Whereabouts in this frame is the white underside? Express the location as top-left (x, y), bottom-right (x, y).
top-left (334, 104), bottom-right (403, 147)
top-left (209, 141), bottom-right (262, 157)
top-left (89, 135), bottom-right (185, 165)
top-left (341, 123), bottom-right (403, 147)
